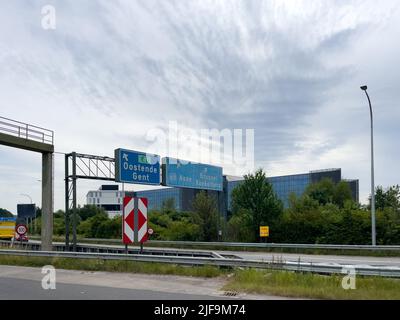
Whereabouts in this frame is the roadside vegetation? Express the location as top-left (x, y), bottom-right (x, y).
top-left (1, 254), bottom-right (400, 299)
top-left (0, 208), bottom-right (14, 217)
top-left (223, 269), bottom-right (400, 300)
top-left (11, 169), bottom-right (400, 246)
top-left (0, 255), bottom-right (222, 278)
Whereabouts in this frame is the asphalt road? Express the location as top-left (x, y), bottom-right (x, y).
top-left (26, 239), bottom-right (400, 267)
top-left (223, 251), bottom-right (400, 267)
top-left (0, 265), bottom-right (291, 300)
top-left (0, 277), bottom-right (229, 300)
top-left (83, 242), bottom-right (400, 267)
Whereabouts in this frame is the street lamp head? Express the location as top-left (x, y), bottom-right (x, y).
top-left (360, 85), bottom-right (368, 91)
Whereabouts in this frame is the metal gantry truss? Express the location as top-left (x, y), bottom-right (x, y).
top-left (65, 152), bottom-right (115, 251)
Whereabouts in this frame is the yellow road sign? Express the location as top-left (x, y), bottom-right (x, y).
top-left (260, 226), bottom-right (269, 237)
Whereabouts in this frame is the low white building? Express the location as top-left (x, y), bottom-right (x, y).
top-left (86, 185), bottom-right (125, 218)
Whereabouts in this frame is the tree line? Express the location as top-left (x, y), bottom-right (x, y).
top-left (21, 169), bottom-right (400, 244)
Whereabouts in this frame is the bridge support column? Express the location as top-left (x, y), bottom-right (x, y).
top-left (41, 152), bottom-right (53, 251)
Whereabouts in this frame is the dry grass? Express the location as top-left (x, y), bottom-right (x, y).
top-left (223, 269), bottom-right (400, 300)
top-left (0, 255), bottom-right (222, 278)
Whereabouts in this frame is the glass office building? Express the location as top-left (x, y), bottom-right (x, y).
top-left (226, 173), bottom-right (311, 211)
top-left (267, 173), bottom-right (310, 207)
top-left (87, 168), bottom-right (359, 218)
top-left (225, 168), bottom-right (358, 211)
top-left (135, 187), bottom-right (183, 212)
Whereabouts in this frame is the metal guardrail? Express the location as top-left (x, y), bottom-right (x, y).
top-left (78, 238), bottom-right (400, 251)
top-left (1, 249), bottom-right (400, 278)
top-left (0, 240), bottom-right (221, 258)
top-left (0, 116), bottom-right (54, 145)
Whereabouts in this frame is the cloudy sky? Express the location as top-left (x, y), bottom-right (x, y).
top-left (0, 0), bottom-right (399, 212)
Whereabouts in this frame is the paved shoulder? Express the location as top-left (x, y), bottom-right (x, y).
top-left (0, 265), bottom-right (293, 300)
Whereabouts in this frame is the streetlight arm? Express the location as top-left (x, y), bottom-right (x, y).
top-left (364, 90), bottom-right (373, 125)
top-left (20, 194), bottom-right (32, 204)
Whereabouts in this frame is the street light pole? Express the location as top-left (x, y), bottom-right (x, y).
top-left (360, 85), bottom-right (376, 246)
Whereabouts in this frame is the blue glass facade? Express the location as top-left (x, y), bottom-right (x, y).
top-left (226, 180), bottom-right (244, 211)
top-left (122, 168), bottom-right (358, 216)
top-left (135, 187), bottom-right (182, 211)
top-left (227, 174), bottom-right (311, 211)
top-left (225, 169), bottom-right (355, 211)
top-left (267, 173), bottom-right (310, 207)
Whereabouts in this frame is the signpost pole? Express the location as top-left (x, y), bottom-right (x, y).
top-left (65, 153), bottom-right (70, 250)
top-left (122, 182), bottom-right (128, 254)
top-left (72, 152), bottom-right (77, 252)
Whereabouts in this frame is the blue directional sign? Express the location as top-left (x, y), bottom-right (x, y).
top-left (162, 157), bottom-right (223, 191)
top-left (115, 148), bottom-right (160, 185)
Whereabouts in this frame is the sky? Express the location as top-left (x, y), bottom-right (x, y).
top-left (0, 0), bottom-right (399, 212)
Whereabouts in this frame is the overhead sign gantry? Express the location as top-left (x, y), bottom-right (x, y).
top-left (0, 116), bottom-right (54, 251)
top-left (66, 147), bottom-right (224, 251)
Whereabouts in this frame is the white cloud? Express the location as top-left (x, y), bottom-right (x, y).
top-left (0, 0), bottom-right (399, 211)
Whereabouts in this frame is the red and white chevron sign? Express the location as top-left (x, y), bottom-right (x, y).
top-left (123, 196), bottom-right (135, 244)
top-left (137, 197), bottom-right (148, 243)
top-left (122, 196), bottom-right (148, 244)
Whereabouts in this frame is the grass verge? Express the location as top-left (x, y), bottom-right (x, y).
top-left (1, 253), bottom-right (400, 299)
top-left (0, 255), bottom-right (223, 278)
top-left (223, 269), bottom-right (400, 300)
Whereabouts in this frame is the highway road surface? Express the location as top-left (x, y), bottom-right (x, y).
top-left (81, 242), bottom-right (400, 267)
top-left (25, 240), bottom-right (400, 268)
top-left (0, 265), bottom-right (293, 300)
top-left (224, 251), bottom-right (400, 267)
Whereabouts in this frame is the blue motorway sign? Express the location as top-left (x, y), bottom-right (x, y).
top-left (115, 148), bottom-right (160, 185)
top-left (162, 157), bottom-right (223, 191)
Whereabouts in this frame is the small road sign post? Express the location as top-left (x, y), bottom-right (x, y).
top-left (15, 224), bottom-right (28, 242)
top-left (16, 224), bottom-right (28, 236)
top-left (122, 196), bottom-right (149, 253)
top-left (123, 197), bottom-right (135, 245)
top-left (259, 226), bottom-right (269, 243)
top-left (137, 197), bottom-right (148, 254)
top-left (137, 197), bottom-right (148, 243)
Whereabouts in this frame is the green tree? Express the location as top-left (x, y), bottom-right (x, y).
top-left (192, 191), bottom-right (219, 241)
top-left (77, 205), bottom-right (106, 221)
top-left (77, 211), bottom-right (108, 238)
top-left (333, 181), bottom-right (353, 208)
top-left (164, 220), bottom-right (201, 241)
top-left (273, 193), bottom-right (328, 244)
top-left (305, 178), bottom-right (335, 206)
top-left (226, 208), bottom-right (253, 242)
top-left (161, 198), bottom-right (176, 214)
top-left (375, 185), bottom-right (400, 212)
top-left (231, 168), bottom-right (283, 241)
top-left (376, 207), bottom-right (400, 244)
top-left (53, 210), bottom-right (67, 235)
top-left (306, 178), bottom-right (353, 208)
top-left (35, 207), bottom-right (42, 218)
